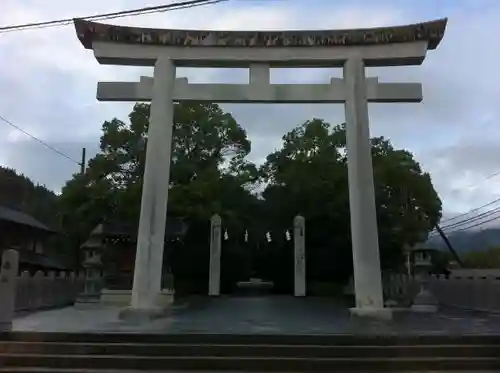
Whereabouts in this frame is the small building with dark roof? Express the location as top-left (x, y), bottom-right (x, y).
top-left (0, 205), bottom-right (66, 273)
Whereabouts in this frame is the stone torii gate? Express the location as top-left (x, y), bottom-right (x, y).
top-left (74, 18), bottom-right (447, 319)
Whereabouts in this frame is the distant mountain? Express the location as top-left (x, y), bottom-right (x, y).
top-left (426, 228), bottom-right (500, 254)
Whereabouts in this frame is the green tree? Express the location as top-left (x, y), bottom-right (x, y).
top-left (462, 247), bottom-right (500, 268)
top-left (0, 166), bottom-right (59, 228)
top-left (59, 102), bottom-right (259, 268)
top-left (58, 172), bottom-right (117, 265)
top-left (260, 119), bottom-right (442, 281)
top-left (0, 166), bottom-right (75, 265)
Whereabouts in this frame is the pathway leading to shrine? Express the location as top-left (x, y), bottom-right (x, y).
top-left (12, 296), bottom-right (500, 335)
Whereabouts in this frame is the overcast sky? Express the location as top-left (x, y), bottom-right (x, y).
top-left (1, 0), bottom-right (500, 224)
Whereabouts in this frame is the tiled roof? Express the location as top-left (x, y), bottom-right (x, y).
top-left (0, 205), bottom-right (54, 232)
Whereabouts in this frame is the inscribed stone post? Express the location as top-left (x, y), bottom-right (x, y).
top-left (209, 214), bottom-right (222, 296)
top-left (293, 215), bottom-right (306, 297)
top-left (0, 249), bottom-right (20, 331)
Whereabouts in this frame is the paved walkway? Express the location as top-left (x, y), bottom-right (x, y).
top-left (12, 296), bottom-right (500, 334)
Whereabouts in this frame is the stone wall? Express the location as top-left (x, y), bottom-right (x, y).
top-left (384, 271), bottom-right (500, 313)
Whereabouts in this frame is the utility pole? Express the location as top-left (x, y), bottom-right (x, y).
top-left (74, 147), bottom-right (87, 271)
top-left (434, 224), bottom-right (464, 267)
top-left (79, 147), bottom-right (86, 174)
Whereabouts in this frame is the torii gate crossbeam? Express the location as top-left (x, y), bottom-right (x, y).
top-left (97, 71), bottom-right (422, 104)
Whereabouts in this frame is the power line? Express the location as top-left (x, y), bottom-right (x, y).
top-left (0, 0), bottom-right (224, 32)
top-left (462, 169), bottom-right (500, 190)
top-left (0, 114), bottom-right (81, 165)
top-left (438, 171), bottom-right (500, 226)
top-left (438, 196), bottom-right (500, 225)
top-left (0, 0), bottom-right (227, 164)
top-left (0, 0), bottom-right (227, 33)
top-left (427, 185), bottom-right (500, 238)
top-left (441, 214), bottom-right (500, 235)
top-left (439, 205), bottom-right (500, 231)
top-left (429, 204), bottom-right (500, 238)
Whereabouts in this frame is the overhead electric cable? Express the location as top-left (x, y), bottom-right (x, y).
top-left (462, 169), bottom-right (500, 190)
top-left (0, 114), bottom-right (80, 165)
top-left (0, 0), bottom-right (227, 33)
top-left (442, 214), bottom-right (500, 235)
top-left (429, 204), bottom-right (500, 238)
top-left (439, 205), bottom-right (500, 231)
top-left (437, 196), bottom-right (500, 225)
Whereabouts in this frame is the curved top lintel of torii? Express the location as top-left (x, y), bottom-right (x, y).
top-left (73, 18), bottom-right (447, 68)
top-left (74, 18), bottom-right (447, 50)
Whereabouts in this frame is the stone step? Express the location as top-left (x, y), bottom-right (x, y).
top-left (1, 342), bottom-right (500, 358)
top-left (0, 370), bottom-right (498, 373)
top-left (3, 332), bottom-right (500, 345)
top-left (1, 354), bottom-right (500, 371)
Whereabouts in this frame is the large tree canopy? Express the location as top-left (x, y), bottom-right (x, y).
top-left (58, 102), bottom-right (262, 278)
top-left (260, 119), bottom-right (442, 279)
top-left (89, 102), bottom-right (254, 189)
top-left (59, 102), bottom-right (260, 247)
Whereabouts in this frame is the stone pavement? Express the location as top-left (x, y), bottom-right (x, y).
top-left (12, 296), bottom-right (500, 334)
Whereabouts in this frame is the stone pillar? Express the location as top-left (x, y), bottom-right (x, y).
top-left (343, 58), bottom-right (389, 319)
top-left (209, 214), bottom-right (222, 296)
top-left (128, 57), bottom-right (176, 316)
top-left (0, 249), bottom-right (19, 331)
top-left (293, 215), bottom-right (306, 297)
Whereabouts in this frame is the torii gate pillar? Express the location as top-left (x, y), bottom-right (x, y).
top-left (344, 58), bottom-right (387, 318)
top-left (130, 58), bottom-right (175, 314)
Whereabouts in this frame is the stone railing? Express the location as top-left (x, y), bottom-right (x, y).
top-left (429, 274), bottom-right (500, 312)
top-left (14, 270), bottom-right (86, 312)
top-left (383, 271), bottom-right (500, 313)
top-left (382, 272), bottom-right (419, 306)
top-left (0, 249), bottom-right (88, 330)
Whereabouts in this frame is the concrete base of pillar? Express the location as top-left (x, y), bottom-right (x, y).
top-left (101, 289), bottom-right (174, 307)
top-left (118, 306), bottom-right (168, 323)
top-left (411, 289), bottom-right (438, 313)
top-left (76, 293), bottom-right (101, 305)
top-left (350, 307), bottom-right (393, 320)
top-left (411, 304), bottom-right (438, 313)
